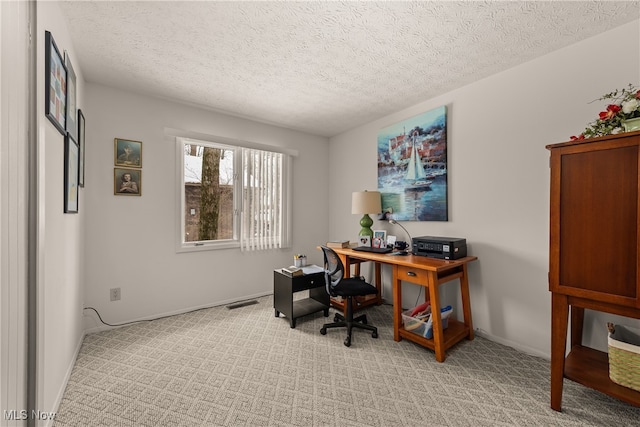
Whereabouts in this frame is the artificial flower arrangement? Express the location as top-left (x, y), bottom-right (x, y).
top-left (570, 84), bottom-right (640, 140)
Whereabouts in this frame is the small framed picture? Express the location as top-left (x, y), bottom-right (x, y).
top-left (77, 109), bottom-right (85, 187)
top-left (114, 168), bottom-right (141, 196)
top-left (44, 31), bottom-right (67, 135)
top-left (373, 230), bottom-right (387, 247)
top-left (114, 138), bottom-right (142, 168)
top-left (64, 135), bottom-right (79, 213)
top-left (65, 52), bottom-right (78, 141)
top-left (358, 235), bottom-right (371, 247)
top-left (387, 235), bottom-right (397, 247)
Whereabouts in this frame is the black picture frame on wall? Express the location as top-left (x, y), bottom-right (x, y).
top-left (64, 134), bottom-right (79, 213)
top-left (65, 52), bottom-right (78, 141)
top-left (78, 109), bottom-right (85, 187)
top-left (45, 31), bottom-right (67, 135)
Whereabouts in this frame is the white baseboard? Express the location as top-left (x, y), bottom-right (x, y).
top-left (83, 291), bottom-right (273, 335)
top-left (48, 330), bottom-right (86, 427)
top-left (474, 328), bottom-right (550, 360)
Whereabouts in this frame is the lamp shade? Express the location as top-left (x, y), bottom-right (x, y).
top-left (351, 191), bottom-right (382, 214)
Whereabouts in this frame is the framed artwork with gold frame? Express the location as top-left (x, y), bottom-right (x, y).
top-left (114, 138), bottom-right (142, 168)
top-left (114, 168), bottom-right (141, 196)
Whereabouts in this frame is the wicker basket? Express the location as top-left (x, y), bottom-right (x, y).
top-left (607, 322), bottom-right (640, 392)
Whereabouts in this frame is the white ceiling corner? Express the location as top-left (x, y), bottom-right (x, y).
top-left (59, 1), bottom-right (640, 137)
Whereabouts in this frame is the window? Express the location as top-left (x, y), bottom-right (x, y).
top-left (176, 136), bottom-right (292, 252)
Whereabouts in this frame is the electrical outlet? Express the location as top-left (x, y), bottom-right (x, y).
top-left (110, 287), bottom-right (121, 302)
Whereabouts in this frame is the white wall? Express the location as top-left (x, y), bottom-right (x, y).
top-left (36, 1), bottom-right (86, 423)
top-left (82, 84), bottom-right (329, 329)
top-left (329, 20), bottom-right (640, 358)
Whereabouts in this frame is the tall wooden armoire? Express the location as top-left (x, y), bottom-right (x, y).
top-left (547, 130), bottom-right (640, 411)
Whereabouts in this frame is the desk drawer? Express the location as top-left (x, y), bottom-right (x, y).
top-left (291, 272), bottom-right (325, 292)
top-left (397, 265), bottom-right (428, 285)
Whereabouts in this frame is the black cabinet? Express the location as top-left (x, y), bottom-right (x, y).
top-left (273, 270), bottom-right (330, 328)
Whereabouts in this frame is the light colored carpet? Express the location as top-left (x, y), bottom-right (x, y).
top-left (54, 295), bottom-right (640, 426)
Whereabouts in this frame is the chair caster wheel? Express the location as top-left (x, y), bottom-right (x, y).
top-left (344, 337), bottom-right (351, 347)
top-left (334, 314), bottom-right (340, 322)
top-left (372, 331), bottom-right (378, 339)
top-left (320, 328), bottom-right (327, 335)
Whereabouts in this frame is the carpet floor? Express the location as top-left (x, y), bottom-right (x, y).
top-left (53, 295), bottom-right (640, 426)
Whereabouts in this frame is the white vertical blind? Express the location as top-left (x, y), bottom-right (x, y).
top-left (240, 148), bottom-right (289, 251)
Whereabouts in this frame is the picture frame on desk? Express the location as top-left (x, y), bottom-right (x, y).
top-left (373, 230), bottom-right (386, 248)
top-left (357, 235), bottom-right (371, 247)
top-left (387, 235), bottom-right (397, 247)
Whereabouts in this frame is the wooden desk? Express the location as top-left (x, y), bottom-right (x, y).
top-left (330, 247), bottom-right (478, 362)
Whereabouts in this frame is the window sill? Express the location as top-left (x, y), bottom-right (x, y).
top-left (177, 240), bottom-right (240, 253)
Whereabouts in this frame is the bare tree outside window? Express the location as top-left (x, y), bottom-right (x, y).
top-left (199, 147), bottom-right (222, 240)
top-left (183, 143), bottom-right (234, 242)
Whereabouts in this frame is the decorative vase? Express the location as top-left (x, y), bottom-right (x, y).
top-left (622, 117), bottom-right (640, 133)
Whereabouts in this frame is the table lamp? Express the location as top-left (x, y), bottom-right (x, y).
top-left (352, 190), bottom-right (381, 238)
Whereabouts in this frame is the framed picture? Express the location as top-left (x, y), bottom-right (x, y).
top-left (377, 106), bottom-right (448, 221)
top-left (358, 235), bottom-right (371, 247)
top-left (114, 138), bottom-right (142, 167)
top-left (373, 230), bottom-right (387, 248)
top-left (65, 52), bottom-right (77, 141)
top-left (64, 135), bottom-right (79, 213)
top-left (78, 110), bottom-right (85, 187)
top-left (387, 235), bottom-right (397, 247)
top-left (45, 31), bottom-right (67, 135)
top-left (114, 168), bottom-right (141, 196)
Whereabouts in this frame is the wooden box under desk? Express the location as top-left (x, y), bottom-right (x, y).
top-left (326, 247), bottom-right (478, 362)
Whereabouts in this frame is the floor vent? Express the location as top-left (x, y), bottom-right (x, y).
top-left (226, 300), bottom-right (259, 310)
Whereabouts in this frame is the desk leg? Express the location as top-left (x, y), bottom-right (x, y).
top-left (392, 265), bottom-right (401, 342)
top-left (374, 262), bottom-right (382, 304)
top-left (427, 271), bottom-right (446, 362)
top-left (460, 264), bottom-right (474, 340)
top-left (550, 293), bottom-right (569, 411)
top-left (340, 255), bottom-right (351, 278)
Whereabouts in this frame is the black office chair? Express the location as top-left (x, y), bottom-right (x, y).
top-left (319, 246), bottom-right (378, 347)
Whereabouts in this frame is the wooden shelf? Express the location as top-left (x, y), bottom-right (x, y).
top-left (398, 319), bottom-right (469, 352)
top-left (565, 345), bottom-right (640, 407)
top-left (292, 298), bottom-right (329, 320)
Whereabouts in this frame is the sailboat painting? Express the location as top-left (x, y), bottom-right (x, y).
top-left (377, 106), bottom-right (448, 221)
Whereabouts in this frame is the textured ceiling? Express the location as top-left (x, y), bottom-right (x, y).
top-left (59, 1), bottom-right (640, 137)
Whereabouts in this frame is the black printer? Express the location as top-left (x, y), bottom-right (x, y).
top-left (412, 236), bottom-right (467, 260)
